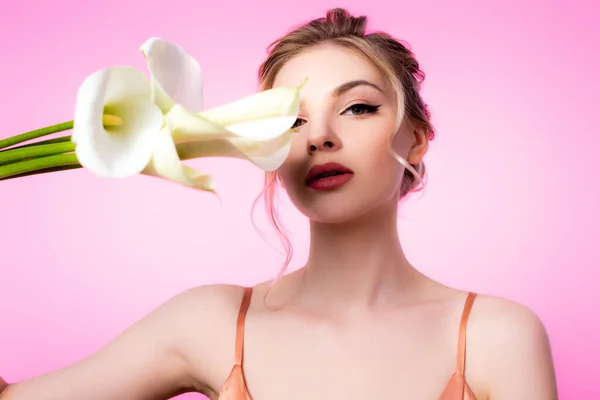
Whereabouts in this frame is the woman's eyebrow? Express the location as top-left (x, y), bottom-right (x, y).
top-left (331, 80), bottom-right (384, 97)
top-left (298, 79), bottom-right (384, 108)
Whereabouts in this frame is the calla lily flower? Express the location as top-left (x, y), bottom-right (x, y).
top-left (72, 66), bottom-right (164, 178)
top-left (70, 37), bottom-right (302, 193)
top-left (72, 38), bottom-right (204, 179)
top-left (0, 38), bottom-right (303, 191)
top-left (166, 85), bottom-right (301, 143)
top-left (135, 38), bottom-right (302, 192)
top-left (142, 84), bottom-right (303, 192)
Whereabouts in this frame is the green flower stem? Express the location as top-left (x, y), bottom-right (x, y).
top-left (0, 164), bottom-right (83, 181)
top-left (0, 141), bottom-right (76, 166)
top-left (0, 135), bottom-right (73, 152)
top-left (0, 145), bottom-right (201, 181)
top-left (0, 140), bottom-right (238, 181)
top-left (0, 153), bottom-right (79, 180)
top-left (0, 121), bottom-right (74, 151)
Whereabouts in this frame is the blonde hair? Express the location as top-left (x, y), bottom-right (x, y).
top-left (251, 8), bottom-right (436, 288)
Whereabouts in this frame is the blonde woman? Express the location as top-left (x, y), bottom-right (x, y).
top-left (0, 8), bottom-right (557, 400)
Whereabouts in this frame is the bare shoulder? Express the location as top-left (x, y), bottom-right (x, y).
top-left (164, 283), bottom-right (249, 351)
top-left (126, 283), bottom-right (250, 396)
top-left (165, 283), bottom-right (247, 316)
top-left (468, 294), bottom-right (550, 344)
top-left (466, 293), bottom-right (558, 400)
top-left (141, 283), bottom-right (247, 344)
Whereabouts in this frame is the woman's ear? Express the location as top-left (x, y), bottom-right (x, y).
top-left (407, 127), bottom-right (429, 165)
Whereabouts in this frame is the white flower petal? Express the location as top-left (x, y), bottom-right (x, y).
top-left (165, 86), bottom-right (299, 144)
top-left (72, 69), bottom-right (109, 145)
top-left (140, 38), bottom-right (203, 113)
top-left (199, 86), bottom-right (301, 141)
top-left (162, 83), bottom-right (303, 174)
top-left (165, 104), bottom-right (235, 143)
top-left (175, 131), bottom-right (295, 172)
top-left (73, 66), bottom-right (163, 178)
top-left (224, 116), bottom-right (297, 143)
top-left (226, 133), bottom-right (295, 171)
top-left (143, 127), bottom-right (215, 192)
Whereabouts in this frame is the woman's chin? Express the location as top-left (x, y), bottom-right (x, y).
top-left (301, 203), bottom-right (376, 225)
top-left (296, 192), bottom-right (400, 226)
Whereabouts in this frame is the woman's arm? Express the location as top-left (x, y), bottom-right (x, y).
top-left (0, 286), bottom-right (228, 400)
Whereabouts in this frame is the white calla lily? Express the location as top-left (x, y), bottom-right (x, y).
top-left (166, 85), bottom-right (301, 143)
top-left (72, 66), bottom-right (164, 178)
top-left (141, 83), bottom-right (303, 192)
top-left (71, 38), bottom-right (204, 181)
top-left (0, 38), bottom-right (304, 190)
top-left (176, 132), bottom-right (295, 172)
top-left (140, 38), bottom-right (203, 113)
top-left (69, 37), bottom-right (303, 193)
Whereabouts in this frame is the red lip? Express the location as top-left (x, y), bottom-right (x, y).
top-left (305, 162), bottom-right (354, 191)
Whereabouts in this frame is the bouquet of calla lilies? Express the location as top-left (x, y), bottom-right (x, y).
top-left (0, 38), bottom-right (303, 194)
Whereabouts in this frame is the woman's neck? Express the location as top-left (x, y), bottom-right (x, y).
top-left (294, 200), bottom-right (426, 311)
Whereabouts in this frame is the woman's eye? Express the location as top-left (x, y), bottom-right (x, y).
top-left (291, 118), bottom-right (306, 130)
top-left (342, 104), bottom-right (381, 116)
top-left (291, 104), bottom-right (380, 130)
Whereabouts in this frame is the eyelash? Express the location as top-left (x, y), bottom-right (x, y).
top-left (291, 103), bottom-right (381, 130)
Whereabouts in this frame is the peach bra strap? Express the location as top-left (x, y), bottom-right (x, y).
top-left (456, 292), bottom-right (477, 374)
top-left (234, 287), bottom-right (253, 366)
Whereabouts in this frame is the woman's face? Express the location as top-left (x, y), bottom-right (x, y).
top-left (272, 44), bottom-right (428, 223)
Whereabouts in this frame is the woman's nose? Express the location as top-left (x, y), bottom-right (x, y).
top-left (306, 125), bottom-right (341, 155)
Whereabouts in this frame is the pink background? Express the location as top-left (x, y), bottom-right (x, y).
top-left (0, 0), bottom-right (598, 398)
